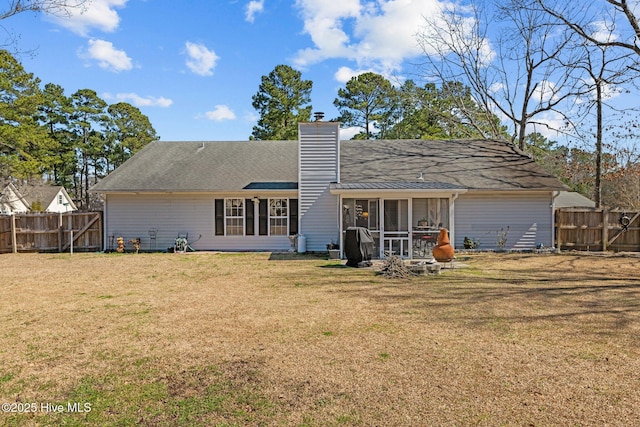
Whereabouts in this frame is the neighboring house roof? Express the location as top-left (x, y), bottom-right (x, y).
top-left (20, 185), bottom-right (77, 211)
top-left (1, 184), bottom-right (78, 213)
top-left (91, 138), bottom-right (568, 193)
top-left (0, 183), bottom-right (30, 213)
top-left (555, 191), bottom-right (596, 208)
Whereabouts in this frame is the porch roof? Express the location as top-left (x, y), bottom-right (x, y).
top-left (331, 182), bottom-right (466, 191)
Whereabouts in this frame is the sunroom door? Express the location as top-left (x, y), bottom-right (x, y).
top-left (342, 199), bottom-right (380, 257)
top-left (383, 199), bottom-right (409, 257)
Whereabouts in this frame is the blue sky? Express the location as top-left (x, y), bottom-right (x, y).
top-left (5, 0), bottom-right (448, 141)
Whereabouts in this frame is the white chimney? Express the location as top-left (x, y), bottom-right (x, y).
top-left (297, 121), bottom-right (340, 252)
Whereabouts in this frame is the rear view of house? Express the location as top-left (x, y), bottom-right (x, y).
top-left (91, 121), bottom-right (568, 257)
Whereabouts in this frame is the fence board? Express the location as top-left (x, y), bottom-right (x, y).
top-left (555, 208), bottom-right (639, 252)
top-left (0, 212), bottom-right (102, 253)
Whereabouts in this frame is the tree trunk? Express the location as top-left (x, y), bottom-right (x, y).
top-left (595, 80), bottom-right (602, 208)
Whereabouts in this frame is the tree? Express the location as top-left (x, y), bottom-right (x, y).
top-left (386, 80), bottom-right (509, 140)
top-left (1, 0), bottom-right (89, 20)
top-left (251, 65), bottom-right (312, 140)
top-left (417, 0), bottom-right (586, 150)
top-left (333, 72), bottom-right (397, 139)
top-left (531, 0), bottom-right (639, 207)
top-left (105, 102), bottom-right (158, 172)
top-left (69, 89), bottom-right (107, 209)
top-left (39, 82), bottom-right (75, 187)
top-left (534, 0), bottom-right (640, 59)
top-left (0, 49), bottom-right (53, 182)
top-left (573, 46), bottom-right (635, 206)
top-left (1, 0), bottom-right (90, 51)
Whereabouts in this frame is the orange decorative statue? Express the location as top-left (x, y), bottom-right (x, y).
top-left (432, 228), bottom-right (455, 262)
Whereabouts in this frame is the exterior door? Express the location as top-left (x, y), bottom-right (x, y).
top-left (342, 199), bottom-right (380, 257)
top-left (382, 199), bottom-right (409, 257)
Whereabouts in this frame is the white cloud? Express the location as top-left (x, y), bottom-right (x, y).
top-left (103, 92), bottom-right (173, 107)
top-left (203, 105), bottom-right (236, 121)
top-left (576, 77), bottom-right (623, 104)
top-left (293, 0), bottom-right (447, 73)
top-left (50, 0), bottom-right (127, 36)
top-left (333, 65), bottom-right (402, 85)
top-left (84, 39), bottom-right (133, 72)
top-left (489, 82), bottom-right (505, 94)
top-left (245, 0), bottom-right (265, 23)
top-left (532, 80), bottom-right (558, 103)
top-left (184, 42), bottom-right (219, 76)
top-left (525, 111), bottom-right (567, 138)
top-left (591, 20), bottom-right (619, 43)
top-left (339, 126), bottom-right (362, 140)
top-left (334, 66), bottom-right (366, 83)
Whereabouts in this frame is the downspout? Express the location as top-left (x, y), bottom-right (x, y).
top-left (450, 192), bottom-right (459, 248)
top-left (551, 191), bottom-right (560, 250)
top-left (102, 193), bottom-right (108, 252)
top-left (338, 195), bottom-right (343, 259)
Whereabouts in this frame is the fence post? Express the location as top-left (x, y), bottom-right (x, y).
top-left (10, 213), bottom-right (17, 253)
top-left (556, 210), bottom-right (561, 252)
top-left (58, 212), bottom-right (63, 253)
top-left (602, 210), bottom-right (608, 251)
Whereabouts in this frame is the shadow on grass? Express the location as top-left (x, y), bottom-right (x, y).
top-left (319, 264), bottom-right (350, 269)
top-left (268, 252), bottom-right (330, 261)
top-left (322, 255), bottom-right (640, 333)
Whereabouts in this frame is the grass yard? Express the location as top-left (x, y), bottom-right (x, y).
top-left (0, 251), bottom-right (639, 426)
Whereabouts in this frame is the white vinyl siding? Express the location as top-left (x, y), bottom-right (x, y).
top-left (104, 193), bottom-right (291, 252)
top-left (454, 192), bottom-right (553, 250)
top-left (298, 122), bottom-right (340, 251)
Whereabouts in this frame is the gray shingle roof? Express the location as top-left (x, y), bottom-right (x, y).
top-left (91, 140), bottom-right (299, 192)
top-left (91, 138), bottom-right (568, 193)
top-left (339, 139), bottom-right (568, 191)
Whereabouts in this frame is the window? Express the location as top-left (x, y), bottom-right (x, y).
top-left (269, 198), bottom-right (288, 235)
top-left (225, 198), bottom-right (244, 235)
top-left (215, 197), bottom-right (296, 237)
top-left (58, 194), bottom-right (63, 205)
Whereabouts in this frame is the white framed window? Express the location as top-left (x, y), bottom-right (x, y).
top-left (225, 198), bottom-right (244, 235)
top-left (58, 194), bottom-right (63, 205)
top-left (269, 198), bottom-right (288, 235)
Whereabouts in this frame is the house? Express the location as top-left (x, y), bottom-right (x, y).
top-left (0, 183), bottom-right (30, 214)
top-left (0, 183), bottom-right (77, 214)
top-left (91, 121), bottom-right (568, 256)
top-left (554, 191), bottom-right (596, 209)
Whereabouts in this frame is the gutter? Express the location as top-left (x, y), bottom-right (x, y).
top-left (103, 193), bottom-right (108, 252)
top-left (451, 192), bottom-right (459, 247)
top-left (551, 191), bottom-right (560, 250)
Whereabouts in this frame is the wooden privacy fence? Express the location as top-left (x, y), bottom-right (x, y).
top-left (556, 208), bottom-right (640, 252)
top-left (0, 212), bottom-right (102, 253)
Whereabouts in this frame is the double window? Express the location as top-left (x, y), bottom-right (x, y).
top-left (215, 198), bottom-right (297, 236)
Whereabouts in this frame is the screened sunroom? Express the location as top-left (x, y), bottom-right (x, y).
top-left (333, 182), bottom-right (466, 259)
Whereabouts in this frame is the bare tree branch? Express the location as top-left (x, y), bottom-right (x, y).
top-left (0, 0), bottom-right (88, 20)
top-left (416, 0), bottom-right (587, 150)
top-left (536, 0), bottom-right (640, 56)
